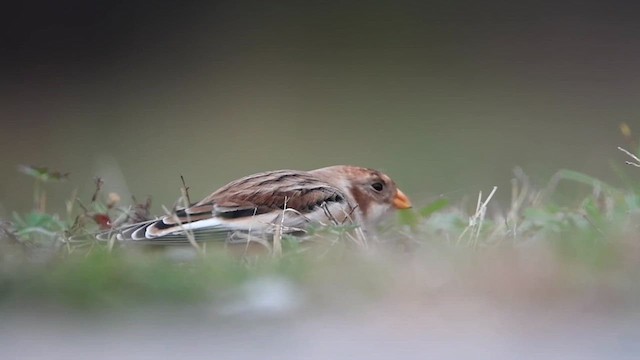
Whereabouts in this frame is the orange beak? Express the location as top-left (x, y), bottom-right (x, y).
top-left (393, 189), bottom-right (412, 209)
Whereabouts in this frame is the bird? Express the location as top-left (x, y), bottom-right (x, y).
top-left (97, 165), bottom-right (412, 245)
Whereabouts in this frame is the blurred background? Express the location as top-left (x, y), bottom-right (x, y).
top-left (1, 0), bottom-right (639, 213)
top-left (3, 2), bottom-right (640, 358)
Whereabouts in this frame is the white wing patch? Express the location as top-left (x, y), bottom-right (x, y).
top-left (98, 199), bottom-right (357, 244)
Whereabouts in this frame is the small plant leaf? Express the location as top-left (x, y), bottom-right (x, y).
top-left (548, 169), bottom-right (618, 193)
top-left (397, 210), bottom-right (419, 227)
top-left (418, 198), bottom-right (450, 218)
top-left (18, 165), bottom-right (69, 182)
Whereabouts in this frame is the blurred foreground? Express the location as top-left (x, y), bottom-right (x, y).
top-left (3, 297), bottom-right (638, 360)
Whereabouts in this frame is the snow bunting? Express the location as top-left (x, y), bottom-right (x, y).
top-left (97, 165), bottom-right (411, 244)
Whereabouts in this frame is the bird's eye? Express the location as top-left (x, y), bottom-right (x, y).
top-left (371, 182), bottom-right (384, 192)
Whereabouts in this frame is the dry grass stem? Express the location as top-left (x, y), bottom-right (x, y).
top-left (271, 197), bottom-right (288, 258)
top-left (618, 146), bottom-right (640, 167)
top-left (458, 186), bottom-right (498, 247)
top-left (242, 208), bottom-right (260, 256)
top-left (180, 175), bottom-right (192, 205)
top-left (161, 205), bottom-right (202, 254)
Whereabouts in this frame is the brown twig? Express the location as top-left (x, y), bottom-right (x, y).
top-left (91, 177), bottom-right (104, 203)
top-left (320, 202), bottom-right (339, 226)
top-left (180, 175), bottom-right (192, 205)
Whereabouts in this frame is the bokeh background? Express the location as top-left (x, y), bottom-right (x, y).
top-left (2, 0), bottom-right (639, 215)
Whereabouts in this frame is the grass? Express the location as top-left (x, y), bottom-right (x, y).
top-left (2, 146), bottom-right (640, 313)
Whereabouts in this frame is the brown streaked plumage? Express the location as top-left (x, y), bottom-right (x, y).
top-left (97, 165), bottom-right (411, 244)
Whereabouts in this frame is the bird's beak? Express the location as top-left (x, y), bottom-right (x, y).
top-left (393, 189), bottom-right (412, 209)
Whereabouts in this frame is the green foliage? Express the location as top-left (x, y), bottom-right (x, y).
top-left (11, 211), bottom-right (66, 247)
top-left (12, 211), bottom-right (66, 235)
top-left (398, 198), bottom-right (450, 228)
top-left (18, 165), bottom-right (69, 182)
top-left (1, 250), bottom-right (239, 307)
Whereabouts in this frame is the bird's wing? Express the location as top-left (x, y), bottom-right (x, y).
top-left (97, 170), bottom-right (354, 243)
